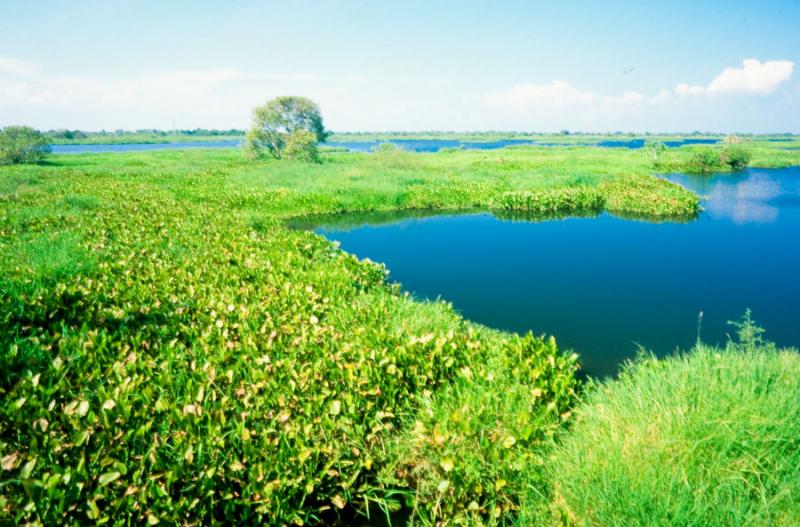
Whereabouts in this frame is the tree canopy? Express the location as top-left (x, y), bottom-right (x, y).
top-left (245, 96), bottom-right (329, 161)
top-left (0, 126), bottom-right (51, 165)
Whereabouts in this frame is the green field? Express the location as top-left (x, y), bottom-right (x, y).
top-left (2, 139), bottom-right (799, 525)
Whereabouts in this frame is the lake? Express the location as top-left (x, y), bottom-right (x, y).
top-left (51, 137), bottom-right (719, 154)
top-left (301, 167), bottom-right (800, 377)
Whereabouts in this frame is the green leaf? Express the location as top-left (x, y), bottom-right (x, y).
top-left (98, 471), bottom-right (121, 487)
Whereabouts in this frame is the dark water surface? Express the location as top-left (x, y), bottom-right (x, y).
top-left (304, 167), bottom-right (800, 377)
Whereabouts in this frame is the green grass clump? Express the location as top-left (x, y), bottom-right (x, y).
top-left (530, 319), bottom-right (800, 526)
top-left (600, 175), bottom-right (700, 217)
top-left (491, 187), bottom-right (604, 215)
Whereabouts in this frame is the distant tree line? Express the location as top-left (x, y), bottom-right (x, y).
top-left (45, 128), bottom-right (245, 139)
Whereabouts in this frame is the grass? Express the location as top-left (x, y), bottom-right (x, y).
top-left (47, 131), bottom-right (244, 145)
top-left (526, 317), bottom-right (800, 526)
top-left (0, 139), bottom-right (798, 525)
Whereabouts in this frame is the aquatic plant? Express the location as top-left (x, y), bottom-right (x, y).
top-left (0, 164), bottom-right (578, 525)
top-left (380, 333), bottom-right (579, 525)
top-left (490, 187), bottom-right (605, 215)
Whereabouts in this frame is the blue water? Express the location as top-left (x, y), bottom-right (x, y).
top-left (51, 140), bottom-right (242, 154)
top-left (51, 137), bottom-right (721, 154)
top-left (331, 137), bottom-right (720, 152)
top-left (306, 167), bottom-right (800, 377)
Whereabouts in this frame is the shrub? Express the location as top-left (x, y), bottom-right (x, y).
top-left (721, 145), bottom-right (752, 170)
top-left (690, 147), bottom-right (722, 173)
top-left (531, 319), bottom-right (800, 527)
top-left (0, 126), bottom-right (51, 165)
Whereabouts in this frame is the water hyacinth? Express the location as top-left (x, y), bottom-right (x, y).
top-left (0, 163), bottom-right (580, 525)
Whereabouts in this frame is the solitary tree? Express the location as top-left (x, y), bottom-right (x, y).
top-left (0, 126), bottom-right (51, 165)
top-left (245, 96), bottom-right (329, 161)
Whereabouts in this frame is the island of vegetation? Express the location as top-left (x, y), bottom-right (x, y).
top-left (1, 100), bottom-right (799, 526)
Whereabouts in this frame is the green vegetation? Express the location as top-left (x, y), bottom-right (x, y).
top-left (0, 126), bottom-right (51, 165)
top-left (721, 145), bottom-right (753, 170)
top-left (379, 333), bottom-right (579, 524)
top-left (691, 147), bottom-right (724, 172)
top-left (687, 145), bottom-right (754, 173)
top-left (1, 139), bottom-right (798, 525)
top-left (528, 318), bottom-right (800, 526)
top-left (245, 97), bottom-right (329, 161)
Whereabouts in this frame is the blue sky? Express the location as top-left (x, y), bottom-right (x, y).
top-left (1, 0), bottom-right (799, 132)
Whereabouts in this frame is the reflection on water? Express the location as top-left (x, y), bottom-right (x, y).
top-left (665, 168), bottom-right (800, 224)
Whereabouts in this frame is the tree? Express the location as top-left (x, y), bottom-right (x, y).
top-left (245, 96), bottom-right (329, 161)
top-left (0, 126), bottom-right (51, 165)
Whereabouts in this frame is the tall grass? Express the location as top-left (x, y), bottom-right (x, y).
top-left (528, 318), bottom-right (800, 526)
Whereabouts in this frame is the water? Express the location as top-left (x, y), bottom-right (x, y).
top-left (51, 140), bottom-right (242, 154)
top-left (328, 138), bottom-right (537, 152)
top-left (50, 137), bottom-right (719, 154)
top-left (333, 138), bottom-right (719, 152)
top-left (303, 167), bottom-right (800, 377)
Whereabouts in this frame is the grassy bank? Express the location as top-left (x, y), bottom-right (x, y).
top-left (527, 321), bottom-right (800, 526)
top-left (1, 142), bottom-right (798, 524)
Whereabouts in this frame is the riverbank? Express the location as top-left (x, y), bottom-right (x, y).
top-left (1, 143), bottom-right (798, 525)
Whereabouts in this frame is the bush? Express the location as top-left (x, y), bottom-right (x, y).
top-left (0, 126), bottom-right (51, 165)
top-left (531, 318), bottom-right (800, 527)
top-left (690, 147), bottom-right (722, 173)
top-left (721, 146), bottom-right (752, 170)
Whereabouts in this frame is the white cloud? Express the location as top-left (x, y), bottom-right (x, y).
top-left (485, 80), bottom-right (596, 109)
top-left (0, 58), bottom-right (368, 129)
top-left (706, 59), bottom-right (794, 95)
top-left (674, 83), bottom-right (704, 97)
top-left (486, 58), bottom-right (795, 113)
top-left (0, 57), bottom-right (38, 76)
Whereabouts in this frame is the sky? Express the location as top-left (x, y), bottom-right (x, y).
top-left (1, 0), bottom-right (799, 133)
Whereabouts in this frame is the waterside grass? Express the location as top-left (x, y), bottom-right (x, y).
top-left (529, 330), bottom-right (800, 526)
